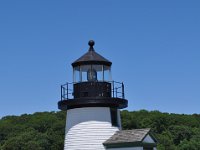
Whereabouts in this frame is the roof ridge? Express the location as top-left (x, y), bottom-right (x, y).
top-left (103, 128), bottom-right (153, 145)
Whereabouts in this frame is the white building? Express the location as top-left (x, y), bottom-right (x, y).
top-left (58, 40), bottom-right (157, 150)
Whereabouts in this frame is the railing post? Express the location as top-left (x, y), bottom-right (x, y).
top-left (122, 82), bottom-right (125, 99)
top-left (67, 82), bottom-right (69, 99)
top-left (112, 81), bottom-right (115, 97)
top-left (61, 85), bottom-right (62, 100)
top-left (64, 86), bottom-right (66, 100)
top-left (115, 87), bottom-right (117, 98)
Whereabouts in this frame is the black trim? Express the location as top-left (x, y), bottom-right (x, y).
top-left (103, 142), bottom-right (157, 148)
top-left (58, 97), bottom-right (128, 110)
top-left (72, 61), bottom-right (112, 67)
top-left (144, 147), bottom-right (154, 150)
top-left (110, 108), bottom-right (119, 127)
top-left (141, 131), bottom-right (158, 144)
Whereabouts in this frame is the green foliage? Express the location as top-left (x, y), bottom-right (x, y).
top-left (0, 110), bottom-right (199, 149)
top-left (156, 131), bottom-right (175, 150)
top-left (120, 110), bottom-right (200, 149)
top-left (0, 111), bottom-right (65, 150)
top-left (178, 138), bottom-right (200, 150)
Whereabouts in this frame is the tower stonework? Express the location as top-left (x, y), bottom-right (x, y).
top-left (58, 40), bottom-right (127, 149)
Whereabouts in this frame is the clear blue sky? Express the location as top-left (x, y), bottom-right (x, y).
top-left (0, 0), bottom-right (200, 117)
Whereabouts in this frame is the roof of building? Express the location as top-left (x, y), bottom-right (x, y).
top-left (103, 128), bottom-right (157, 148)
top-left (72, 40), bottom-right (112, 67)
top-left (104, 128), bottom-right (151, 144)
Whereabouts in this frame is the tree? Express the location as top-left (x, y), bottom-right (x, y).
top-left (169, 125), bottom-right (192, 145)
top-left (178, 139), bottom-right (200, 150)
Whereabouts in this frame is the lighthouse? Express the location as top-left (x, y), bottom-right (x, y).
top-left (58, 40), bottom-right (157, 150)
top-left (58, 40), bottom-right (127, 149)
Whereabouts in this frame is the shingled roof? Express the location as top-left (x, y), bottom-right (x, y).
top-left (103, 128), bottom-right (157, 148)
top-left (104, 128), bottom-right (151, 144)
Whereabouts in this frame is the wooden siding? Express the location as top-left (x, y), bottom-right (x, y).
top-left (64, 107), bottom-right (121, 150)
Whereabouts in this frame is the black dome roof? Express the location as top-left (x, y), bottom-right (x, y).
top-left (72, 40), bottom-right (112, 67)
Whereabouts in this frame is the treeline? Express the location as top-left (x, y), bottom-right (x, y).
top-left (0, 111), bottom-right (66, 150)
top-left (0, 110), bottom-right (200, 150)
top-left (121, 110), bottom-right (200, 149)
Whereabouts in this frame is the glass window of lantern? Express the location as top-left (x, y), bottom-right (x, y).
top-left (80, 65), bottom-right (91, 82)
top-left (73, 64), bottom-right (111, 82)
top-left (92, 65), bottom-right (103, 81)
top-left (77, 64), bottom-right (104, 82)
top-left (103, 65), bottom-right (111, 81)
top-left (73, 66), bottom-right (80, 83)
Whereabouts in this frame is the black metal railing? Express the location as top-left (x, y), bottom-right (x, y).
top-left (61, 82), bottom-right (74, 100)
top-left (112, 81), bottom-right (125, 99)
top-left (60, 81), bottom-right (125, 100)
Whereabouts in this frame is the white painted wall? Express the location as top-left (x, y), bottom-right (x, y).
top-left (64, 107), bottom-right (120, 150)
top-left (143, 134), bottom-right (155, 143)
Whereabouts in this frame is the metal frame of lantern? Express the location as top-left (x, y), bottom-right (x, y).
top-left (60, 80), bottom-right (125, 100)
top-left (58, 80), bottom-right (127, 110)
top-left (73, 65), bottom-right (112, 83)
top-left (58, 40), bottom-right (128, 110)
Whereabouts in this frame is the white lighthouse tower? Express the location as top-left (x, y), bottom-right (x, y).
top-left (58, 40), bottom-right (128, 150)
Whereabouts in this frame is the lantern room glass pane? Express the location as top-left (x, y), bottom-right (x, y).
top-left (80, 65), bottom-right (90, 82)
top-left (73, 66), bottom-right (80, 82)
top-left (103, 65), bottom-right (111, 81)
top-left (73, 64), bottom-right (111, 82)
top-left (81, 64), bottom-right (104, 82)
top-left (92, 65), bottom-right (103, 81)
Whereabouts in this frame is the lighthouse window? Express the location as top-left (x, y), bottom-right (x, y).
top-left (73, 66), bottom-right (80, 82)
top-left (92, 65), bottom-right (103, 81)
top-left (80, 65), bottom-right (90, 82)
top-left (103, 65), bottom-right (111, 81)
top-left (110, 108), bottom-right (118, 127)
